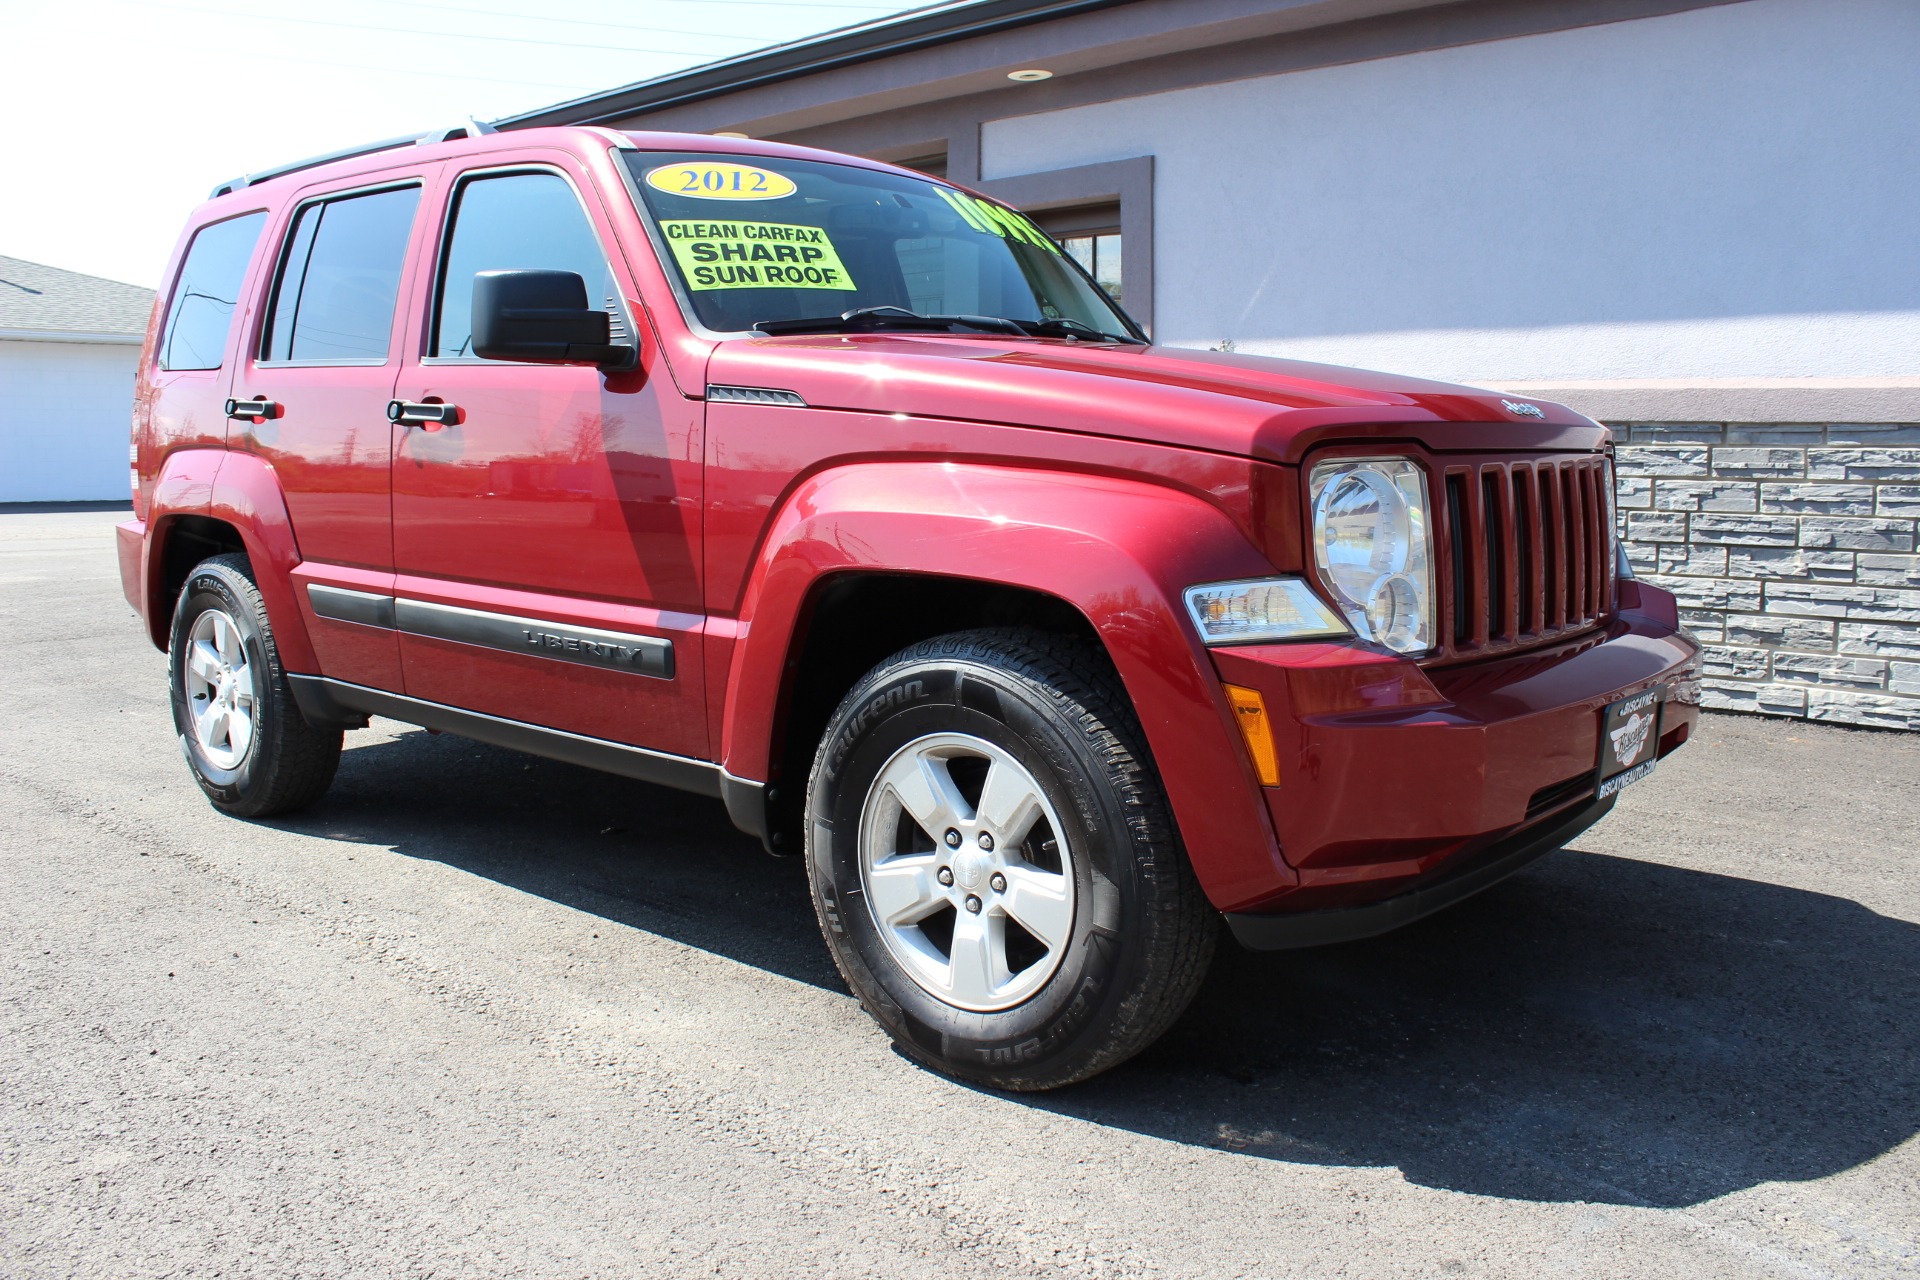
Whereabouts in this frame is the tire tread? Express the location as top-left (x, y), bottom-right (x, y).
top-left (180, 554), bottom-right (340, 817)
top-left (812, 626), bottom-right (1216, 1090)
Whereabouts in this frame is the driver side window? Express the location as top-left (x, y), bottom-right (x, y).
top-left (433, 172), bottom-right (619, 358)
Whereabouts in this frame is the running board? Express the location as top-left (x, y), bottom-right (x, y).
top-left (286, 675), bottom-right (768, 843)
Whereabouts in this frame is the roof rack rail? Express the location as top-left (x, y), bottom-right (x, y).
top-left (209, 118), bottom-right (499, 200)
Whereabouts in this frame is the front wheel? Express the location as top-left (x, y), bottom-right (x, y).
top-left (168, 554), bottom-right (341, 817)
top-left (805, 629), bottom-right (1216, 1091)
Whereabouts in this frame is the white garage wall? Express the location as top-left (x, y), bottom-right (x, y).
top-left (981, 0), bottom-right (1920, 385)
top-left (0, 339), bottom-right (140, 502)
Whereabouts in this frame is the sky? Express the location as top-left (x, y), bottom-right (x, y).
top-left (0, 0), bottom-right (933, 288)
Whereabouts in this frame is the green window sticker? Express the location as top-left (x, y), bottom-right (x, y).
top-left (659, 220), bottom-right (856, 291)
top-left (933, 189), bottom-right (1061, 254)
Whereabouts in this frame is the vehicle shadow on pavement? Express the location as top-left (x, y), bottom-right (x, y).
top-left (273, 727), bottom-right (844, 993)
top-left (1045, 847), bottom-right (1920, 1208)
top-left (283, 728), bottom-right (1918, 1210)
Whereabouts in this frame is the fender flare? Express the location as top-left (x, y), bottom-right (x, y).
top-left (723, 461), bottom-right (1298, 909)
top-left (133, 448), bottom-right (223, 650)
top-left (143, 450), bottom-right (317, 673)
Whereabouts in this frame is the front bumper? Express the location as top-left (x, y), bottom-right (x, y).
top-left (1224, 793), bottom-right (1614, 949)
top-left (1207, 583), bottom-right (1700, 923)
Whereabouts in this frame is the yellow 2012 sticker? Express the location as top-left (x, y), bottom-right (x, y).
top-left (645, 162), bottom-right (796, 201)
top-left (660, 220), bottom-right (856, 291)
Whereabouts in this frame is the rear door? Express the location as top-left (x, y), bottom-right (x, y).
top-left (388, 152), bottom-right (707, 758)
top-left (234, 171), bottom-right (434, 691)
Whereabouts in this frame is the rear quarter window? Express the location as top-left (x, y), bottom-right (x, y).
top-left (158, 212), bottom-right (266, 372)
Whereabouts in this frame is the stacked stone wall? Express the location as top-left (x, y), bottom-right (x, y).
top-left (1614, 423), bottom-right (1920, 730)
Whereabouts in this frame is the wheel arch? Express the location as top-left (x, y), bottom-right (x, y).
top-left (142, 450), bottom-right (316, 671)
top-left (149, 513), bottom-right (248, 648)
top-left (758, 570), bottom-right (1101, 850)
top-left (723, 460), bottom-right (1298, 908)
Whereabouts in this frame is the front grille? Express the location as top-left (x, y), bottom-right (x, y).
top-left (1437, 454), bottom-right (1614, 662)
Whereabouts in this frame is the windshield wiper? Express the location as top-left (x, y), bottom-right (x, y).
top-left (1015, 317), bottom-right (1145, 345)
top-left (753, 306), bottom-right (1027, 337)
top-left (751, 305), bottom-right (1145, 345)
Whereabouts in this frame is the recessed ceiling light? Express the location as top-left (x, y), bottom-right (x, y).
top-left (712, 131), bottom-right (750, 139)
top-left (1007, 69), bottom-right (1053, 82)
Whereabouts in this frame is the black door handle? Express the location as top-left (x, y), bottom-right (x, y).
top-left (386, 400), bottom-right (462, 427)
top-left (224, 396), bottom-right (282, 421)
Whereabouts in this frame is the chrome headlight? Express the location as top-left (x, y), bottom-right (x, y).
top-left (1309, 457), bottom-right (1434, 655)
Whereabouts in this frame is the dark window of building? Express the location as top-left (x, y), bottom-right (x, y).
top-left (1033, 202), bottom-right (1123, 304)
top-left (896, 153), bottom-right (948, 179)
top-left (433, 172), bottom-right (616, 358)
top-left (158, 212), bottom-right (266, 371)
top-left (263, 186), bottom-right (419, 362)
top-left (1062, 233), bottom-right (1122, 303)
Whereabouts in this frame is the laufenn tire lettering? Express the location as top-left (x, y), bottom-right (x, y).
top-left (825, 680), bottom-right (926, 780)
top-left (847, 679), bottom-right (925, 738)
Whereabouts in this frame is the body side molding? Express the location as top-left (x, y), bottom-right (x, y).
top-left (307, 584), bottom-right (397, 629)
top-left (395, 597), bottom-right (675, 679)
top-left (298, 584), bottom-right (676, 679)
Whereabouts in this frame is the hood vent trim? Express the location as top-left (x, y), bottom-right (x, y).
top-left (707, 384), bottom-right (807, 407)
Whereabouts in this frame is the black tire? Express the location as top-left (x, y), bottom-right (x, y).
top-left (805, 628), bottom-right (1216, 1091)
top-left (168, 553), bottom-right (341, 818)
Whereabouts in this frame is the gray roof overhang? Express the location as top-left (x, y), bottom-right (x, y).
top-left (491, 0), bottom-right (1471, 132)
top-left (494, 0), bottom-right (1142, 128)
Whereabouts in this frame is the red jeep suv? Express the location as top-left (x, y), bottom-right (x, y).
top-left (120, 125), bottom-right (1699, 1089)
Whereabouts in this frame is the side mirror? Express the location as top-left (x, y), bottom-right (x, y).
top-left (470, 269), bottom-right (632, 368)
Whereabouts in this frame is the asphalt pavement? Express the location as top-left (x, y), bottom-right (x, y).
top-left (4, 507), bottom-right (1917, 1279)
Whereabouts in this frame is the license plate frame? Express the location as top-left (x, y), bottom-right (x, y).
top-left (1595, 686), bottom-right (1664, 799)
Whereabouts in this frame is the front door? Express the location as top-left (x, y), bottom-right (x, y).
top-left (389, 156), bottom-right (707, 759)
top-left (235, 174), bottom-right (432, 691)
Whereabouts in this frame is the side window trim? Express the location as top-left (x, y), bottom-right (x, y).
top-left (421, 162), bottom-right (630, 366)
top-left (255, 178), bottom-right (424, 369)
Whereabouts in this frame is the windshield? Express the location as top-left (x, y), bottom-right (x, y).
top-left (624, 151), bottom-right (1139, 340)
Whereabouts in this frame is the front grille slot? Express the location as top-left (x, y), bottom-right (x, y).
top-left (1447, 473), bottom-right (1471, 646)
top-left (1541, 466), bottom-right (1563, 630)
top-left (1482, 471), bottom-right (1507, 641)
top-left (1513, 478), bottom-right (1535, 633)
top-left (1438, 454), bottom-right (1613, 663)
top-left (1583, 464), bottom-right (1607, 617)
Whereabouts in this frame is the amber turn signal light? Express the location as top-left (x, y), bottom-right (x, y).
top-left (1222, 684), bottom-right (1280, 786)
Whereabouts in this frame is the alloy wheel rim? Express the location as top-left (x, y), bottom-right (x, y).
top-left (857, 732), bottom-right (1077, 1013)
top-left (182, 607), bottom-right (257, 771)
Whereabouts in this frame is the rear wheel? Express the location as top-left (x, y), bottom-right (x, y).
top-left (169, 554), bottom-right (341, 817)
top-left (805, 628), bottom-right (1215, 1090)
